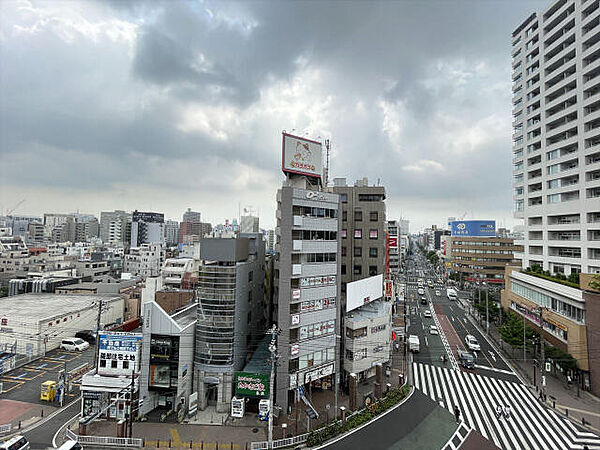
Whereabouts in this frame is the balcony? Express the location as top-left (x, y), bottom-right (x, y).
top-left (292, 240), bottom-right (337, 254)
top-left (292, 215), bottom-right (338, 231)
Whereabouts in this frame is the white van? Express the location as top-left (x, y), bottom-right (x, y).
top-left (0, 435), bottom-right (30, 450)
top-left (60, 338), bottom-right (90, 352)
top-left (417, 288), bottom-right (425, 295)
top-left (408, 335), bottom-right (420, 353)
top-left (57, 440), bottom-right (83, 450)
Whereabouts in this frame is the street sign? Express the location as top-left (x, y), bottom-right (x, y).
top-left (545, 362), bottom-right (551, 372)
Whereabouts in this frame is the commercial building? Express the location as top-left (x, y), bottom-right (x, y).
top-left (161, 258), bottom-right (194, 289)
top-left (139, 301), bottom-right (196, 416)
top-left (344, 300), bottom-right (391, 381)
top-left (502, 267), bottom-right (598, 395)
top-left (124, 244), bottom-right (164, 278)
top-left (512, 1), bottom-right (600, 275)
top-left (178, 222), bottom-right (212, 244)
top-left (131, 211), bottom-right (165, 247)
top-left (450, 236), bottom-right (523, 284)
top-left (193, 233), bottom-right (266, 413)
top-left (331, 177), bottom-right (387, 298)
top-left (100, 211), bottom-right (131, 246)
top-left (0, 293), bottom-right (124, 355)
top-left (399, 219), bottom-right (410, 236)
top-left (164, 220), bottom-right (179, 246)
top-left (274, 133), bottom-right (341, 415)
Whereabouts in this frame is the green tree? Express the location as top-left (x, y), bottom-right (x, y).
top-left (498, 310), bottom-right (538, 350)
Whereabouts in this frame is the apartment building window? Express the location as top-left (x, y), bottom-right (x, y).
top-left (369, 229), bottom-right (378, 239)
top-left (369, 266), bottom-right (377, 276)
top-left (547, 164), bottom-right (559, 175)
top-left (340, 194), bottom-right (347, 203)
top-left (341, 229), bottom-right (347, 238)
top-left (354, 229), bottom-right (362, 239)
top-left (370, 211), bottom-right (378, 222)
top-left (353, 265), bottom-right (362, 275)
top-left (369, 248), bottom-right (378, 258)
top-left (342, 246), bottom-right (347, 257)
top-left (342, 211), bottom-right (347, 221)
top-left (354, 247), bottom-right (362, 257)
top-left (355, 210), bottom-right (363, 221)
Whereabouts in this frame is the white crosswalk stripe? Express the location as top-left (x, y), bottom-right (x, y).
top-left (413, 362), bottom-right (600, 450)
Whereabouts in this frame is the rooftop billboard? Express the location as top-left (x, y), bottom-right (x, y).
top-left (450, 220), bottom-right (496, 237)
top-left (346, 274), bottom-right (383, 313)
top-left (282, 133), bottom-right (323, 179)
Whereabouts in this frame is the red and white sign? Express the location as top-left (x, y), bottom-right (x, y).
top-left (291, 344), bottom-right (299, 356)
top-left (292, 289), bottom-right (301, 300)
top-left (282, 133), bottom-right (323, 179)
top-left (291, 314), bottom-right (300, 325)
top-left (385, 280), bottom-right (393, 298)
top-left (388, 237), bottom-right (398, 249)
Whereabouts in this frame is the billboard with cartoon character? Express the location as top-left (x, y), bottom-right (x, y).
top-left (282, 133), bottom-right (323, 178)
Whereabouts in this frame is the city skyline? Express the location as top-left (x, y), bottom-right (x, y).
top-left (1, 0), bottom-right (548, 231)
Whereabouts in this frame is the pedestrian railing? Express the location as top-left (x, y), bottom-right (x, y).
top-left (0, 423), bottom-right (12, 435)
top-left (250, 433), bottom-right (309, 449)
top-left (65, 428), bottom-right (142, 447)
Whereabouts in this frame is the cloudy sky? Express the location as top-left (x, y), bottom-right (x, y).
top-left (0, 0), bottom-right (548, 231)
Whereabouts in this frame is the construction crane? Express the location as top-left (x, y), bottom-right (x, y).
top-left (6, 199), bottom-right (25, 216)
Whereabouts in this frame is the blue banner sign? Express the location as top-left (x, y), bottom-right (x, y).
top-left (450, 220), bottom-right (496, 237)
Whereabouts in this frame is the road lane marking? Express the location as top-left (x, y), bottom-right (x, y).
top-left (489, 352), bottom-right (496, 362)
top-left (474, 365), bottom-right (516, 376)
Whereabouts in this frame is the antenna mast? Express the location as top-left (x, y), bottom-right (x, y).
top-left (325, 139), bottom-right (330, 186)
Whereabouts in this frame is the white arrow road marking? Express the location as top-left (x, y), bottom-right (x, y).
top-left (489, 352), bottom-right (496, 362)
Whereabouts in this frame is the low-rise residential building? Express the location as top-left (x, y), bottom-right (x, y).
top-left (161, 258), bottom-right (194, 289)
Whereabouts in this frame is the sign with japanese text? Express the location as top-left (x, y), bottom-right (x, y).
top-left (282, 133), bottom-right (323, 179)
top-left (98, 332), bottom-right (142, 376)
top-left (234, 372), bottom-right (269, 398)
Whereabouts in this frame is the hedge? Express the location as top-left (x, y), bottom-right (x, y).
top-left (305, 384), bottom-right (411, 447)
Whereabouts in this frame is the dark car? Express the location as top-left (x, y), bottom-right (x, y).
top-left (75, 330), bottom-right (97, 344)
top-left (458, 350), bottom-right (475, 369)
top-left (420, 297), bottom-right (427, 305)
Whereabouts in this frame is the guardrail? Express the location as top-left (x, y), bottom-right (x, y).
top-left (65, 428), bottom-right (142, 447)
top-left (0, 423), bottom-right (12, 435)
top-left (250, 433), bottom-right (309, 450)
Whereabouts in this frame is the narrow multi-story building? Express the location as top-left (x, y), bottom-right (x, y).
top-left (182, 208), bottom-right (202, 224)
top-left (164, 220), bottom-right (179, 246)
top-left (275, 133), bottom-right (341, 415)
top-left (193, 233), bottom-right (266, 413)
top-left (331, 177), bottom-right (386, 303)
top-left (124, 244), bottom-right (164, 278)
top-left (512, 1), bottom-right (600, 276)
top-left (387, 220), bottom-right (400, 273)
top-left (100, 210), bottom-right (131, 246)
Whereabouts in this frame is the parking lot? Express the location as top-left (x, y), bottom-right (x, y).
top-left (0, 347), bottom-right (95, 405)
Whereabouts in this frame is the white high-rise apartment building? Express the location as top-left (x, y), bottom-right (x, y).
top-left (512, 0), bottom-right (600, 276)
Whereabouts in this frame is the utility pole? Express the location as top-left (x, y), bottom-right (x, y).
top-left (540, 307), bottom-right (546, 401)
top-left (523, 314), bottom-right (526, 363)
top-left (61, 360), bottom-right (67, 407)
top-left (266, 325), bottom-right (279, 449)
top-left (485, 282), bottom-right (489, 335)
top-left (128, 369), bottom-right (135, 438)
top-left (93, 299), bottom-right (103, 370)
top-left (334, 334), bottom-right (340, 422)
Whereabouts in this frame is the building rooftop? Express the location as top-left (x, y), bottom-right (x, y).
top-left (345, 300), bottom-right (391, 324)
top-left (0, 293), bottom-right (121, 322)
top-left (170, 302), bottom-right (197, 329)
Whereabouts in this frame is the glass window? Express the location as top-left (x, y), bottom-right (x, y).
top-left (341, 229), bottom-right (347, 238)
top-left (354, 229), bottom-right (362, 239)
top-left (353, 265), bottom-right (362, 275)
top-left (548, 194), bottom-right (560, 203)
top-left (341, 246), bottom-right (347, 257)
top-left (369, 247), bottom-right (378, 258)
top-left (354, 247), bottom-right (362, 257)
top-left (369, 229), bottom-right (378, 239)
top-left (299, 355), bottom-right (308, 370)
top-left (354, 210), bottom-right (363, 221)
top-left (340, 193), bottom-right (347, 203)
top-left (342, 211), bottom-right (347, 221)
top-left (370, 211), bottom-right (378, 222)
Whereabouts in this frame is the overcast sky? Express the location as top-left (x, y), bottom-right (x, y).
top-left (0, 0), bottom-right (549, 231)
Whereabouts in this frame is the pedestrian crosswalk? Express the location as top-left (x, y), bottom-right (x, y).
top-left (413, 362), bottom-right (600, 450)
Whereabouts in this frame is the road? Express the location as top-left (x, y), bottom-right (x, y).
top-left (400, 247), bottom-right (600, 449)
top-left (23, 398), bottom-right (81, 449)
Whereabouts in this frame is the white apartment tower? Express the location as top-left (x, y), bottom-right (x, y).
top-left (512, 0), bottom-right (600, 275)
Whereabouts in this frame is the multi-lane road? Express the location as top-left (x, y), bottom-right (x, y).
top-left (401, 248), bottom-right (600, 449)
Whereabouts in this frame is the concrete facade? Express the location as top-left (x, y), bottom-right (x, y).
top-left (275, 181), bottom-right (341, 415)
top-left (100, 211), bottom-right (131, 246)
top-left (512, 1), bottom-right (600, 275)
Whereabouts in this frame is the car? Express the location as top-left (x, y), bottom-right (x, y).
top-left (458, 350), bottom-right (475, 369)
top-left (429, 325), bottom-right (439, 335)
top-left (435, 290), bottom-right (441, 296)
top-left (465, 335), bottom-right (481, 352)
top-left (0, 435), bottom-right (30, 450)
top-left (75, 330), bottom-right (96, 344)
top-left (420, 297), bottom-right (427, 305)
top-left (60, 338), bottom-right (90, 352)
top-left (423, 310), bottom-right (432, 318)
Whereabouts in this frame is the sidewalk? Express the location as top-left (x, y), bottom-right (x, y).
top-left (467, 305), bottom-right (600, 433)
